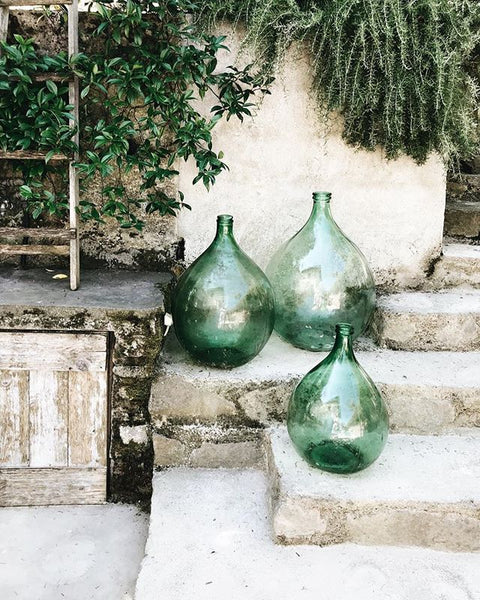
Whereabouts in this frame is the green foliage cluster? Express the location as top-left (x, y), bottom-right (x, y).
top-left (0, 0), bottom-right (270, 228)
top-left (198, 0), bottom-right (480, 164)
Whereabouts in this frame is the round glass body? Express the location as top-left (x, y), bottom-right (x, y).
top-left (287, 323), bottom-right (389, 473)
top-left (172, 215), bottom-right (275, 368)
top-left (266, 192), bottom-right (375, 351)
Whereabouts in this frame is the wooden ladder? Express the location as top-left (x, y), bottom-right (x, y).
top-left (0, 0), bottom-right (80, 290)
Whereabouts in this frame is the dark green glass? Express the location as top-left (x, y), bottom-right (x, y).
top-left (287, 323), bottom-right (389, 473)
top-left (172, 214), bottom-right (275, 368)
top-left (266, 192), bottom-right (375, 351)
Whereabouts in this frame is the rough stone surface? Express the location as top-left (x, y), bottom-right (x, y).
top-left (444, 201), bottom-right (480, 240)
top-left (447, 174), bottom-right (480, 203)
top-left (267, 427), bottom-right (480, 551)
top-left (372, 290), bottom-right (480, 350)
top-left (0, 267), bottom-right (171, 506)
top-left (177, 31), bottom-right (446, 291)
top-left (426, 243), bottom-right (480, 289)
top-left (152, 424), bottom-right (263, 469)
top-left (135, 469), bottom-right (480, 600)
top-left (0, 504), bottom-right (148, 600)
top-left (150, 333), bottom-right (480, 433)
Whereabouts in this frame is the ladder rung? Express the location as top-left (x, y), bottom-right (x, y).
top-left (0, 0), bottom-right (72, 5)
top-left (0, 244), bottom-right (70, 256)
top-left (8, 73), bottom-right (73, 83)
top-left (0, 227), bottom-right (72, 242)
top-left (0, 150), bottom-right (69, 161)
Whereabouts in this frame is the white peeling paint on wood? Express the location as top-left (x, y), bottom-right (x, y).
top-left (0, 467), bottom-right (106, 506)
top-left (0, 331), bottom-right (109, 505)
top-left (68, 371), bottom-right (108, 467)
top-left (29, 371), bottom-right (69, 467)
top-left (0, 332), bottom-right (107, 372)
top-left (0, 370), bottom-right (29, 466)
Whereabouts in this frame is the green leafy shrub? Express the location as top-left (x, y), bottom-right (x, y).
top-left (0, 0), bottom-right (270, 228)
top-left (198, 0), bottom-right (480, 164)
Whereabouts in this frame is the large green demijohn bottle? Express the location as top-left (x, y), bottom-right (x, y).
top-left (266, 191), bottom-right (375, 351)
top-left (172, 214), bottom-right (275, 368)
top-left (287, 323), bottom-right (389, 473)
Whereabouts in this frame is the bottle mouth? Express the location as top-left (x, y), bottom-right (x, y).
top-left (217, 214), bottom-right (233, 224)
top-left (312, 191), bottom-right (332, 203)
top-left (336, 323), bottom-right (354, 336)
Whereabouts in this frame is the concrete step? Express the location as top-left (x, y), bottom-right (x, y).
top-left (372, 290), bottom-right (480, 350)
top-left (135, 469), bottom-right (480, 600)
top-left (426, 243), bottom-right (480, 289)
top-left (150, 335), bottom-right (480, 452)
top-left (444, 201), bottom-right (480, 240)
top-left (267, 426), bottom-right (480, 552)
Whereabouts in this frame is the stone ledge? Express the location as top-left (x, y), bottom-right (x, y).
top-left (267, 426), bottom-right (480, 551)
top-left (150, 334), bottom-right (480, 433)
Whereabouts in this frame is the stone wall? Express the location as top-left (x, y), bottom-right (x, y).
top-left (2, 15), bottom-right (449, 288)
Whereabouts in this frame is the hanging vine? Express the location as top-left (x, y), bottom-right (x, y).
top-left (197, 0), bottom-right (480, 164)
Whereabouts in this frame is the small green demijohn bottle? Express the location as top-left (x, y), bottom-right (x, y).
top-left (172, 214), bottom-right (275, 368)
top-left (287, 323), bottom-right (389, 473)
top-left (266, 191), bottom-right (375, 351)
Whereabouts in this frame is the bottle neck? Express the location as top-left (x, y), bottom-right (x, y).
top-left (214, 215), bottom-right (235, 242)
top-left (310, 199), bottom-right (333, 222)
top-left (330, 324), bottom-right (355, 359)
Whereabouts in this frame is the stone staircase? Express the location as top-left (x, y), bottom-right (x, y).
top-left (135, 186), bottom-right (480, 598)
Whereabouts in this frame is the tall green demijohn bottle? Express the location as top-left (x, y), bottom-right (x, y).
top-left (266, 192), bottom-right (375, 351)
top-left (172, 215), bottom-right (275, 368)
top-left (287, 323), bottom-right (389, 473)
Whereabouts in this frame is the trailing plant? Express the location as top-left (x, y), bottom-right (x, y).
top-left (197, 0), bottom-right (480, 164)
top-left (0, 0), bottom-right (270, 228)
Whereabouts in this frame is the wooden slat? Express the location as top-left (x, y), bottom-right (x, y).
top-left (68, 371), bottom-right (107, 467)
top-left (0, 370), bottom-right (29, 466)
top-left (0, 7), bottom-right (8, 44)
top-left (68, 0), bottom-right (80, 291)
top-left (0, 244), bottom-right (70, 256)
top-left (0, 0), bottom-right (72, 6)
top-left (0, 150), bottom-right (68, 160)
top-left (0, 467), bottom-right (106, 506)
top-left (29, 371), bottom-right (68, 467)
top-left (0, 227), bottom-right (71, 241)
top-left (8, 73), bottom-right (73, 83)
top-left (0, 332), bottom-right (108, 372)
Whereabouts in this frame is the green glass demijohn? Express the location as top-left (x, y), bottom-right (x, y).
top-left (266, 191), bottom-right (375, 351)
top-left (287, 323), bottom-right (389, 474)
top-left (172, 214), bottom-right (275, 368)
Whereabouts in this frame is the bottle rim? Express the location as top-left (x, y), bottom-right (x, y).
top-left (217, 214), bottom-right (234, 224)
top-left (312, 191), bottom-right (332, 202)
top-left (336, 323), bottom-right (354, 336)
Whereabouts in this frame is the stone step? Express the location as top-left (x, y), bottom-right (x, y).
top-left (267, 426), bottom-right (480, 552)
top-left (135, 469), bottom-right (480, 600)
top-left (150, 335), bottom-right (480, 446)
top-left (444, 201), bottom-right (480, 240)
top-left (427, 243), bottom-right (480, 289)
top-left (372, 290), bottom-right (480, 350)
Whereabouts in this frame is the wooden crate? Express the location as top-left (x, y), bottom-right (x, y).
top-left (0, 331), bottom-right (109, 505)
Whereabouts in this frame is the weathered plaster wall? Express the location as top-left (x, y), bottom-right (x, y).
top-left (177, 33), bottom-right (447, 290)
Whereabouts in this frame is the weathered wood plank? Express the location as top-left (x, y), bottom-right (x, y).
top-left (8, 73), bottom-right (73, 83)
top-left (0, 244), bottom-right (70, 256)
top-left (68, 0), bottom-right (80, 290)
top-left (0, 150), bottom-right (68, 160)
top-left (29, 371), bottom-right (68, 467)
top-left (0, 332), bottom-right (108, 372)
top-left (0, 467), bottom-right (106, 506)
top-left (68, 371), bottom-right (108, 467)
top-left (0, 370), bottom-right (29, 466)
top-left (0, 227), bottom-right (71, 241)
top-left (0, 7), bottom-right (8, 44)
top-left (0, 0), bottom-right (72, 6)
